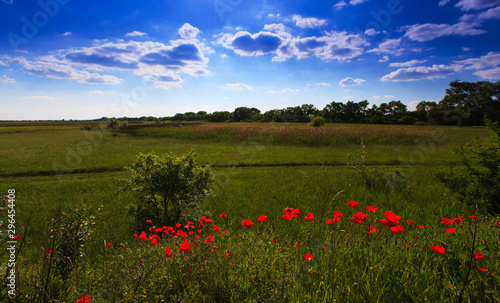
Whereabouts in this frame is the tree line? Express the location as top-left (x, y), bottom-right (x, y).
top-left (102, 80), bottom-right (500, 126)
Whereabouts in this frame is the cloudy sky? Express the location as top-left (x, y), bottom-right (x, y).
top-left (1, 0), bottom-right (499, 120)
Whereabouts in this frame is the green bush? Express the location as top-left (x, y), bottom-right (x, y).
top-left (437, 118), bottom-right (500, 214)
top-left (308, 116), bottom-right (326, 127)
top-left (122, 151), bottom-right (213, 230)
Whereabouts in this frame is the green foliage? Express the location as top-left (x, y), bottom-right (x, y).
top-left (308, 116), bottom-right (326, 127)
top-left (106, 118), bottom-right (127, 136)
top-left (438, 118), bottom-right (500, 214)
top-left (122, 151), bottom-right (213, 230)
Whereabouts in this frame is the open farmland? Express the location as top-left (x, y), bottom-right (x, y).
top-left (0, 121), bottom-right (498, 302)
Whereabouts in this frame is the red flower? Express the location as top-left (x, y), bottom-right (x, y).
top-left (77, 295), bottom-right (92, 303)
top-left (366, 206), bottom-right (377, 213)
top-left (165, 247), bottom-right (173, 258)
top-left (150, 238), bottom-right (158, 246)
top-left (454, 216), bottom-right (464, 224)
top-left (379, 211), bottom-right (401, 228)
top-left (133, 233), bottom-right (138, 238)
top-left (367, 225), bottom-right (380, 234)
top-left (212, 225), bottom-right (220, 232)
top-left (347, 200), bottom-right (358, 209)
top-left (46, 249), bottom-right (53, 254)
top-left (147, 219), bottom-right (152, 224)
top-left (12, 234), bottom-right (21, 241)
top-left (211, 246), bottom-right (217, 251)
top-left (107, 242), bottom-right (112, 248)
top-left (470, 215), bottom-right (478, 220)
top-left (390, 225), bottom-right (405, 234)
top-left (326, 210), bottom-right (343, 225)
top-left (474, 252), bottom-right (484, 261)
top-left (223, 229), bottom-right (229, 233)
top-left (303, 213), bottom-right (315, 221)
top-left (294, 241), bottom-right (299, 247)
top-left (282, 213), bottom-right (293, 220)
top-left (205, 218), bottom-right (213, 223)
top-left (324, 247), bottom-right (327, 251)
top-left (283, 207), bottom-right (300, 217)
top-left (441, 218), bottom-right (454, 225)
top-left (418, 225), bottom-right (428, 229)
top-left (478, 267), bottom-right (488, 272)
top-left (272, 237), bottom-right (277, 243)
top-left (179, 240), bottom-right (191, 253)
top-left (241, 220), bottom-right (253, 229)
top-left (258, 215), bottom-right (268, 223)
top-left (205, 235), bottom-right (214, 245)
top-left (406, 220), bottom-right (414, 225)
top-left (220, 213), bottom-right (227, 217)
top-left (292, 208), bottom-right (300, 217)
top-left (446, 228), bottom-right (456, 233)
top-left (430, 245), bottom-right (445, 254)
top-left (303, 253), bottom-right (314, 261)
top-left (351, 212), bottom-right (367, 224)
top-left (224, 252), bottom-right (230, 257)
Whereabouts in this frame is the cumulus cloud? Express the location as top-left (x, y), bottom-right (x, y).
top-left (455, 51), bottom-right (500, 79)
top-left (389, 59), bottom-right (427, 67)
top-left (333, 0), bottom-right (368, 10)
top-left (403, 21), bottom-right (486, 42)
top-left (455, 0), bottom-right (500, 11)
top-left (125, 31), bottom-right (147, 37)
top-left (62, 32), bottom-right (72, 36)
top-left (3, 24), bottom-right (210, 89)
top-left (364, 28), bottom-right (379, 36)
top-left (292, 15), bottom-right (327, 28)
top-left (473, 67), bottom-right (500, 79)
top-left (368, 38), bottom-right (404, 55)
top-left (178, 23), bottom-right (200, 39)
top-left (226, 83), bottom-right (253, 91)
top-left (339, 77), bottom-right (366, 86)
top-left (216, 25), bottom-right (368, 62)
top-left (378, 56), bottom-right (389, 63)
top-left (381, 64), bottom-right (463, 82)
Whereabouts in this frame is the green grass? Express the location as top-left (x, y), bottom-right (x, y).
top-left (0, 122), bottom-right (498, 302)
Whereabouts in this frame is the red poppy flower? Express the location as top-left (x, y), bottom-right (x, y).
top-left (294, 241), bottom-right (299, 247)
top-left (147, 219), bottom-right (152, 224)
top-left (347, 200), bottom-right (358, 209)
top-left (441, 218), bottom-right (454, 225)
top-left (212, 225), bottom-right (220, 232)
top-left (326, 218), bottom-right (334, 225)
top-left (351, 212), bottom-right (367, 224)
top-left (390, 225), bottom-right (405, 234)
top-left (165, 247), bottom-right (173, 258)
top-left (175, 223), bottom-right (181, 229)
top-left (282, 213), bottom-right (293, 220)
top-left (366, 206), bottom-right (377, 213)
top-left (303, 213), bottom-right (315, 221)
top-left (241, 220), bottom-right (253, 229)
top-left (46, 249), bottom-right (53, 254)
top-left (470, 215), bottom-right (478, 220)
top-left (107, 242), bottom-right (112, 248)
top-left (223, 229), bottom-right (229, 233)
top-left (179, 241), bottom-right (191, 253)
top-left (474, 252), bottom-right (484, 261)
top-left (292, 208), bottom-right (300, 217)
top-left (478, 267), bottom-right (488, 272)
top-left (150, 238), bottom-right (158, 246)
top-left (205, 235), bottom-right (214, 245)
top-left (205, 218), bottom-right (213, 223)
top-left (446, 228), bottom-right (456, 233)
top-left (303, 253), bottom-right (314, 261)
top-left (430, 244), bottom-right (445, 254)
top-left (367, 225), bottom-right (380, 234)
top-left (272, 237), bottom-right (278, 243)
top-left (211, 246), bottom-right (217, 251)
top-left (77, 295), bottom-right (92, 303)
top-left (379, 211), bottom-right (401, 227)
top-left (138, 259), bottom-right (143, 263)
top-left (454, 216), bottom-right (464, 224)
top-left (224, 252), bottom-right (230, 257)
top-left (12, 234), bottom-right (21, 241)
top-left (220, 213), bottom-right (227, 218)
top-left (406, 220), bottom-right (414, 225)
top-left (418, 225), bottom-right (427, 229)
top-left (258, 215), bottom-right (268, 223)
top-left (324, 247), bottom-right (327, 251)
top-left (200, 216), bottom-right (207, 222)
top-left (133, 233), bottom-right (138, 238)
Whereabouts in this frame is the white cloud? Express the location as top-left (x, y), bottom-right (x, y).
top-left (265, 90), bottom-right (277, 94)
top-left (220, 53), bottom-right (228, 59)
top-left (125, 31), bottom-right (147, 37)
top-left (88, 90), bottom-right (105, 95)
top-left (455, 0), bottom-right (500, 11)
top-left (316, 82), bottom-right (331, 86)
top-left (282, 88), bottom-right (299, 93)
top-left (334, 0), bottom-right (368, 10)
top-left (292, 15), bottom-right (327, 29)
top-left (456, 51), bottom-right (500, 70)
top-left (439, 0), bottom-right (451, 6)
top-left (2, 0), bottom-right (13, 4)
top-left (268, 13), bottom-right (281, 18)
top-left (368, 38), bottom-right (403, 55)
top-left (381, 64), bottom-right (463, 82)
top-left (390, 59), bottom-right (427, 67)
top-left (364, 28), bottom-right (379, 36)
top-left (62, 32), bottom-right (72, 36)
top-left (372, 95), bottom-right (381, 99)
top-left (178, 23), bottom-right (200, 39)
top-left (384, 95), bottom-right (395, 98)
top-left (403, 21), bottom-right (486, 42)
top-left (339, 77), bottom-right (366, 86)
top-left (343, 95), bottom-right (354, 100)
top-left (473, 67), bottom-right (500, 79)
top-left (378, 56), bottom-right (389, 63)
top-left (226, 83), bottom-right (253, 91)
top-left (462, 47), bottom-right (472, 51)
top-left (2, 75), bottom-right (16, 84)
top-left (23, 95), bottom-right (59, 100)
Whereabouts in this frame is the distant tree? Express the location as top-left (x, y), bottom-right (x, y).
top-left (208, 111), bottom-right (231, 122)
top-left (322, 101), bottom-right (345, 123)
top-left (233, 107), bottom-right (255, 122)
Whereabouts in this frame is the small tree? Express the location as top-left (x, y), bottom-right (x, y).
top-left (106, 118), bottom-right (127, 136)
top-left (123, 151), bottom-right (213, 230)
top-left (437, 118), bottom-right (500, 214)
top-left (308, 116), bottom-right (326, 127)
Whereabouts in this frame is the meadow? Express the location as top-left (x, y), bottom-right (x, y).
top-left (0, 121), bottom-right (498, 302)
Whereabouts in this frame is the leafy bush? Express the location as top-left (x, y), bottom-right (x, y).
top-left (122, 151), bottom-right (213, 230)
top-left (308, 116), bottom-right (326, 127)
top-left (437, 118), bottom-right (500, 214)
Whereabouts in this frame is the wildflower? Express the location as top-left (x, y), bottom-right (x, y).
top-left (272, 237), bottom-right (278, 243)
top-left (294, 241), bottom-right (299, 247)
top-left (282, 213), bottom-right (293, 220)
top-left (327, 211), bottom-right (343, 225)
top-left (224, 252), bottom-right (230, 257)
top-left (406, 220), bottom-right (414, 225)
top-left (258, 215), bottom-right (268, 223)
top-left (77, 295), bottom-right (92, 303)
top-left (150, 238), bottom-right (158, 246)
top-left (175, 223), bottom-right (181, 229)
top-left (211, 246), bottom-right (217, 251)
top-left (474, 252), bottom-right (484, 261)
top-left (470, 215), bottom-right (478, 220)
top-left (390, 225), bottom-right (405, 234)
top-left (241, 220), bottom-right (253, 229)
top-left (379, 211), bottom-right (401, 228)
top-left (367, 225), bottom-right (380, 235)
top-left (179, 240), bottom-right (191, 253)
top-left (205, 235), bottom-right (214, 245)
top-left (133, 233), bottom-right (138, 238)
top-left (205, 218), bottom-right (213, 223)
top-left (303, 213), bottom-right (315, 221)
top-left (366, 206), bottom-right (377, 213)
top-left (212, 225), bottom-right (220, 232)
top-left (446, 228), bottom-right (456, 233)
top-left (107, 242), bottom-right (112, 248)
top-left (223, 229), bottom-right (229, 233)
top-left (351, 212), bottom-right (367, 224)
top-left (430, 245), bottom-right (445, 254)
top-left (118, 243), bottom-right (123, 249)
top-left (478, 267), bottom-right (488, 272)
top-left (165, 247), bottom-right (173, 258)
top-left (454, 216), bottom-right (464, 224)
top-left (324, 247), bottom-right (327, 251)
top-left (220, 213), bottom-right (227, 218)
top-left (418, 225), bottom-right (428, 229)
top-left (12, 234), bottom-right (21, 241)
top-left (147, 219), bottom-right (152, 224)
top-left (303, 253), bottom-right (314, 261)
top-left (347, 200), bottom-right (358, 209)
top-left (441, 218), bottom-right (454, 225)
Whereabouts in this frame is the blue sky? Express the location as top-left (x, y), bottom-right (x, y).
top-left (1, 0), bottom-right (499, 120)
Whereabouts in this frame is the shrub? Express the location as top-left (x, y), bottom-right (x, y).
top-left (122, 151), bottom-right (213, 230)
top-left (437, 118), bottom-right (500, 214)
top-left (308, 116), bottom-right (326, 127)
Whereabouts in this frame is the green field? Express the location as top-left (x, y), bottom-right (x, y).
top-left (0, 121), bottom-right (498, 302)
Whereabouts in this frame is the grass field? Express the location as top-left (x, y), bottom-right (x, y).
top-left (0, 121), bottom-right (498, 302)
